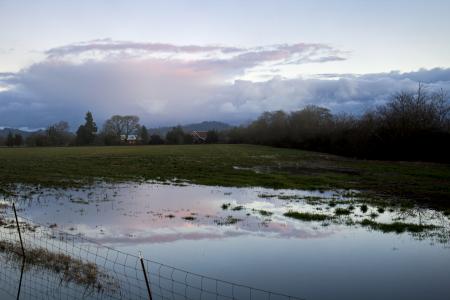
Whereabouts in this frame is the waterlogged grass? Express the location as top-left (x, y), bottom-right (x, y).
top-left (0, 240), bottom-right (118, 292)
top-left (377, 207), bottom-right (385, 214)
top-left (283, 211), bottom-right (331, 221)
top-left (334, 208), bottom-right (352, 215)
top-left (221, 203), bottom-right (231, 210)
top-left (214, 216), bottom-right (241, 225)
top-left (70, 198), bottom-right (90, 205)
top-left (0, 145), bottom-right (448, 204)
top-left (278, 195), bottom-right (304, 201)
top-left (360, 205), bottom-right (369, 213)
top-left (257, 209), bottom-right (273, 216)
top-left (360, 219), bottom-right (436, 234)
top-left (280, 205), bottom-right (447, 244)
top-left (258, 194), bottom-right (278, 199)
top-left (328, 201), bottom-right (337, 207)
top-left (369, 213), bottom-right (379, 219)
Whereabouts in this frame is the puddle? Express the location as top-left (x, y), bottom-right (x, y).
top-left (1, 182), bottom-right (450, 300)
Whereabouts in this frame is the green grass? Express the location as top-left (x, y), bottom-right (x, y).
top-left (283, 211), bottom-right (331, 221)
top-left (0, 144), bottom-right (449, 204)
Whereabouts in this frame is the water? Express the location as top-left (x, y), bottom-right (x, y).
top-left (1, 182), bottom-right (450, 299)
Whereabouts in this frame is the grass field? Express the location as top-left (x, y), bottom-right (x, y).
top-left (0, 144), bottom-right (449, 205)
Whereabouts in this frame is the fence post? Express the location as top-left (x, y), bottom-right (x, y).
top-left (12, 202), bottom-right (25, 258)
top-left (16, 257), bottom-right (25, 300)
top-left (139, 251), bottom-right (153, 300)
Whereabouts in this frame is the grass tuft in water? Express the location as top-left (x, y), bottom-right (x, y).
top-left (278, 195), bottom-right (303, 201)
top-left (257, 210), bottom-right (273, 216)
top-left (334, 208), bottom-right (351, 215)
top-left (360, 204), bottom-right (368, 213)
top-left (370, 212), bottom-right (379, 219)
top-left (360, 219), bottom-right (437, 234)
top-left (70, 198), bottom-right (90, 205)
top-left (221, 203), bottom-right (231, 210)
top-left (232, 205), bottom-right (244, 211)
top-left (214, 216), bottom-right (241, 225)
top-left (302, 196), bottom-right (324, 204)
top-left (283, 211), bottom-right (331, 221)
top-left (258, 194), bottom-right (278, 198)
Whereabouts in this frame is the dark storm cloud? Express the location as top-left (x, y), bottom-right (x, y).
top-left (320, 68), bottom-right (450, 83)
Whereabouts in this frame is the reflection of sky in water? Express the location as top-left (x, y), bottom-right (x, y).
top-left (10, 184), bottom-right (343, 243)
top-left (2, 183), bottom-right (450, 300)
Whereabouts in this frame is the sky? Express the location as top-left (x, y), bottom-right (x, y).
top-left (1, 0), bottom-right (450, 129)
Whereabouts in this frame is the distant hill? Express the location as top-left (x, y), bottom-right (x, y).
top-left (149, 121), bottom-right (231, 136)
top-left (0, 128), bottom-right (44, 138)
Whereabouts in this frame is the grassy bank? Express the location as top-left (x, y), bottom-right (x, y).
top-left (0, 144), bottom-right (449, 204)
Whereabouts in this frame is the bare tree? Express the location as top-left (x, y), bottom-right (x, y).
top-left (47, 121), bottom-right (72, 146)
top-left (226, 85), bottom-right (449, 162)
top-left (102, 115), bottom-right (140, 143)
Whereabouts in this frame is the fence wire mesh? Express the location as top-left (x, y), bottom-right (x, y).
top-left (0, 205), bottom-right (303, 300)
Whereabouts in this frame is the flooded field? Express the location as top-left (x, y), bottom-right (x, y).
top-left (1, 182), bottom-right (450, 300)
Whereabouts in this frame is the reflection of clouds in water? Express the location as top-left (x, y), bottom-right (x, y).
top-left (92, 229), bottom-right (247, 245)
top-left (252, 220), bottom-right (337, 240)
top-left (17, 182), bottom-right (449, 248)
top-left (83, 219), bottom-right (337, 245)
top-left (11, 182), bottom-right (349, 246)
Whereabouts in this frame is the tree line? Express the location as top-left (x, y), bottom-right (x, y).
top-left (1, 85), bottom-right (448, 162)
top-left (226, 85), bottom-right (450, 162)
top-left (1, 112), bottom-right (220, 147)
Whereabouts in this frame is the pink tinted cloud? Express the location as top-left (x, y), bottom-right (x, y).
top-left (45, 39), bottom-right (244, 58)
top-left (44, 40), bottom-right (346, 71)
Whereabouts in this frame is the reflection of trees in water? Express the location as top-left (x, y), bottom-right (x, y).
top-left (362, 205), bottom-right (450, 244)
top-left (314, 201), bottom-right (450, 245)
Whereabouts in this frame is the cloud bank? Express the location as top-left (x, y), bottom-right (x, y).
top-left (0, 40), bottom-right (449, 128)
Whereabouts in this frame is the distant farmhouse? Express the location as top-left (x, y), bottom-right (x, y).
top-left (120, 134), bottom-right (139, 144)
top-left (191, 131), bottom-right (208, 143)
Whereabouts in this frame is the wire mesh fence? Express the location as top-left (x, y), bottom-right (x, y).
top-left (0, 203), bottom-right (303, 300)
